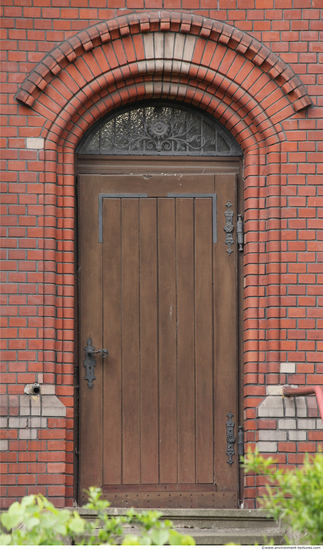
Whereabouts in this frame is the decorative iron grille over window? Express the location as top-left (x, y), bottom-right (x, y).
top-left (78, 103), bottom-right (242, 156)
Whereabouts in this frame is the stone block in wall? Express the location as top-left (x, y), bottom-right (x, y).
top-left (20, 395), bottom-right (31, 416)
top-left (257, 396), bottom-right (284, 417)
top-left (266, 386), bottom-right (283, 395)
top-left (284, 398), bottom-right (296, 417)
top-left (259, 430), bottom-right (287, 441)
top-left (316, 419), bottom-right (323, 430)
top-left (257, 442), bottom-right (277, 453)
top-left (31, 397), bottom-right (41, 416)
top-left (30, 418), bottom-right (47, 428)
top-left (257, 382), bottom-right (322, 462)
top-left (0, 388), bottom-right (68, 506)
top-left (9, 418), bottom-right (28, 428)
top-left (280, 363), bottom-right (296, 374)
top-left (41, 396), bottom-right (66, 417)
top-left (295, 397), bottom-right (307, 417)
top-left (19, 428), bottom-right (38, 440)
top-left (288, 431), bottom-right (307, 441)
top-left (26, 137), bottom-right (44, 149)
top-left (278, 419), bottom-right (296, 430)
top-left (307, 396), bottom-right (319, 417)
top-left (0, 390), bottom-right (66, 443)
top-left (40, 385), bottom-right (55, 395)
top-left (297, 419), bottom-right (316, 430)
top-left (0, 396), bottom-right (19, 417)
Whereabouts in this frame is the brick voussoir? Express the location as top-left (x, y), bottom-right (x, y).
top-left (15, 12), bottom-right (311, 115)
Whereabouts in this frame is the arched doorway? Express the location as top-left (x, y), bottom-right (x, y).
top-left (76, 102), bottom-right (243, 508)
top-left (15, 10), bottom-right (311, 508)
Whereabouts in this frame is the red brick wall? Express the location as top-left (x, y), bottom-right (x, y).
top-left (1, 1), bottom-right (323, 509)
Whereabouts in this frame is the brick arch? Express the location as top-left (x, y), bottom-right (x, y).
top-left (33, 14), bottom-right (301, 399)
top-left (21, 13), bottom-right (312, 507)
top-left (55, 75), bottom-right (266, 155)
top-left (56, 79), bottom-right (267, 198)
top-left (15, 12), bottom-right (311, 162)
top-left (16, 11), bottom-right (310, 114)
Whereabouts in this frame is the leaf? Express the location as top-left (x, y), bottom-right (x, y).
top-left (0, 487), bottom-right (195, 547)
top-left (178, 534), bottom-right (196, 545)
top-left (56, 510), bottom-right (71, 524)
top-left (24, 516), bottom-right (40, 530)
top-left (0, 534), bottom-right (12, 545)
top-left (53, 522), bottom-right (68, 536)
top-left (169, 530), bottom-right (196, 546)
top-left (242, 449), bottom-right (323, 544)
top-left (21, 495), bottom-right (36, 508)
top-left (69, 513), bottom-right (85, 535)
top-left (36, 496), bottom-right (44, 511)
top-left (122, 534), bottom-right (140, 545)
top-left (150, 529), bottom-right (169, 545)
top-left (169, 530), bottom-right (184, 545)
top-left (138, 535), bottom-right (152, 545)
top-left (39, 514), bottom-right (57, 529)
top-left (1, 504), bottom-right (24, 531)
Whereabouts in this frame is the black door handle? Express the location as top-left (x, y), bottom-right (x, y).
top-left (84, 337), bottom-right (108, 389)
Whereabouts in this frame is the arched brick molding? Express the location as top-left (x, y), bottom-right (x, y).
top-left (15, 12), bottom-right (311, 507)
top-left (16, 12), bottom-right (310, 113)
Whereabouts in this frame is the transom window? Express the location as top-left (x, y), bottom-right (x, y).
top-left (77, 102), bottom-right (242, 156)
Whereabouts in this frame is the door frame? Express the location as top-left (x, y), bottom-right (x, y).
top-left (74, 155), bottom-right (245, 506)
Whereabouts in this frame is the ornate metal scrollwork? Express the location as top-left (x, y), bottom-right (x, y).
top-left (84, 337), bottom-right (108, 389)
top-left (224, 201), bottom-right (234, 255)
top-left (78, 103), bottom-right (243, 157)
top-left (226, 411), bottom-right (236, 466)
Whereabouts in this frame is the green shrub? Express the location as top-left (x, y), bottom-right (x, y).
top-left (0, 487), bottom-right (195, 546)
top-left (243, 447), bottom-right (323, 545)
top-left (0, 494), bottom-right (84, 546)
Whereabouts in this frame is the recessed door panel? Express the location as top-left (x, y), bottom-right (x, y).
top-left (78, 170), bottom-right (239, 508)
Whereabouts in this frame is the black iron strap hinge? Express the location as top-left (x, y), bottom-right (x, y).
top-left (226, 414), bottom-right (245, 466)
top-left (224, 203), bottom-right (244, 254)
top-left (226, 411), bottom-right (236, 465)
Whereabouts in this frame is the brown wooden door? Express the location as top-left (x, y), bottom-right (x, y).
top-left (78, 168), bottom-right (239, 508)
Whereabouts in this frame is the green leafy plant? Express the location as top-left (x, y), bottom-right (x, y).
top-left (243, 447), bottom-right (323, 545)
top-left (0, 487), bottom-right (195, 546)
top-left (0, 494), bottom-right (84, 545)
top-left (82, 486), bottom-right (195, 545)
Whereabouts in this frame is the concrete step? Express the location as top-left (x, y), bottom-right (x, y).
top-left (122, 525), bottom-right (285, 545)
top-left (169, 526), bottom-right (284, 545)
top-left (75, 507), bottom-right (286, 545)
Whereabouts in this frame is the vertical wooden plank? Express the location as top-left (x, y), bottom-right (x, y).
top-left (214, 174), bottom-right (239, 492)
top-left (176, 199), bottom-right (196, 483)
top-left (195, 198), bottom-right (214, 484)
top-left (158, 198), bottom-right (177, 484)
top-left (78, 176), bottom-right (103, 501)
top-left (122, 199), bottom-right (140, 484)
top-left (78, 168), bottom-right (240, 507)
top-left (140, 199), bottom-right (159, 484)
top-left (102, 199), bottom-right (122, 485)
